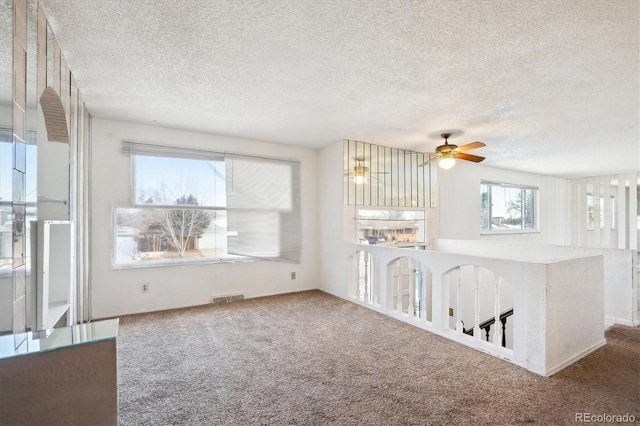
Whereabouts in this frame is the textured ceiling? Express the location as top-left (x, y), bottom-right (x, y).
top-left (40, 0), bottom-right (639, 178)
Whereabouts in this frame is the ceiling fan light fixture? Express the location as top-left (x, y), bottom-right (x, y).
top-left (353, 164), bottom-right (368, 184)
top-left (438, 157), bottom-right (455, 169)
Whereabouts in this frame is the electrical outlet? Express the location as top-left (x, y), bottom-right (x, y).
top-left (449, 308), bottom-right (454, 317)
top-left (141, 283), bottom-right (149, 293)
top-left (290, 272), bottom-right (296, 280)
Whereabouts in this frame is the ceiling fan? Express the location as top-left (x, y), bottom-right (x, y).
top-left (418, 133), bottom-right (486, 169)
top-left (344, 157), bottom-right (388, 184)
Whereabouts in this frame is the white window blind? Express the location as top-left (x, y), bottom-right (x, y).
top-left (225, 156), bottom-right (301, 262)
top-left (122, 140), bottom-right (223, 161)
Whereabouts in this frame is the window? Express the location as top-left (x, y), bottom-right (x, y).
top-left (0, 128), bottom-right (37, 273)
top-left (115, 142), bottom-right (300, 267)
top-left (586, 194), bottom-right (615, 230)
top-left (356, 209), bottom-right (426, 246)
top-left (481, 182), bottom-right (537, 233)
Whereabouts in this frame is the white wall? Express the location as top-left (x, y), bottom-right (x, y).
top-left (90, 119), bottom-right (319, 319)
top-left (318, 141), bottom-right (347, 298)
top-left (438, 161), bottom-right (571, 244)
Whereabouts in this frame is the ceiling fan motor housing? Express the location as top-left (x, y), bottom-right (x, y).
top-left (435, 144), bottom-right (457, 154)
top-left (354, 166), bottom-right (368, 176)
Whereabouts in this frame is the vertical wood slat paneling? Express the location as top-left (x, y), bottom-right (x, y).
top-left (7, 0), bottom-right (93, 330)
top-left (577, 178), bottom-right (587, 246)
top-left (572, 173), bottom-right (639, 250)
top-left (628, 173), bottom-right (638, 250)
top-left (13, 0), bottom-right (26, 49)
top-left (593, 176), bottom-right (601, 247)
top-left (617, 174), bottom-right (626, 249)
top-left (12, 0), bottom-right (28, 337)
top-left (345, 141), bottom-right (350, 204)
top-left (53, 40), bottom-right (61, 95)
top-left (571, 179), bottom-right (580, 246)
top-left (603, 177), bottom-right (611, 247)
top-left (12, 44), bottom-right (26, 111)
top-left (36, 3), bottom-right (46, 99)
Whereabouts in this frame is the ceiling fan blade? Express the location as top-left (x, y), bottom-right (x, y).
top-left (455, 141), bottom-right (485, 153)
top-left (370, 171), bottom-right (389, 175)
top-left (418, 156), bottom-right (440, 167)
top-left (455, 152), bottom-right (485, 163)
top-left (344, 171), bottom-right (354, 176)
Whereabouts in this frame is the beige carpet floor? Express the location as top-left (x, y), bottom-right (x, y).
top-left (117, 290), bottom-right (639, 425)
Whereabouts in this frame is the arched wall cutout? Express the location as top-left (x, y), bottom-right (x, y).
top-left (39, 87), bottom-right (69, 143)
top-left (386, 255), bottom-right (432, 274)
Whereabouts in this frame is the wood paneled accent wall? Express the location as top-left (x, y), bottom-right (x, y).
top-left (3, 0), bottom-right (92, 347)
top-left (571, 173), bottom-right (639, 250)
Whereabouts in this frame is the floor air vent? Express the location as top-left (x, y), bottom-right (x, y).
top-left (212, 294), bottom-right (244, 305)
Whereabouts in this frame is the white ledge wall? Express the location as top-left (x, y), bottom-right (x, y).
top-left (342, 243), bottom-right (604, 376)
top-left (433, 239), bottom-right (638, 326)
top-left (90, 119), bottom-right (319, 319)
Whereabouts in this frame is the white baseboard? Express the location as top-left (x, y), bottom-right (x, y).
top-left (604, 316), bottom-right (637, 328)
top-left (546, 338), bottom-right (607, 376)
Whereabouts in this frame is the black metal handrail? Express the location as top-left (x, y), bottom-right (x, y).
top-left (463, 308), bottom-right (514, 347)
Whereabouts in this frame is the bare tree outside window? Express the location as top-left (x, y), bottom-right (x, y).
top-left (136, 174), bottom-right (214, 258)
top-left (151, 196), bottom-right (212, 258)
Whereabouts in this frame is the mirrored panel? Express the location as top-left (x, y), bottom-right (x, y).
top-left (0, 0), bottom-right (13, 334)
top-left (344, 139), bottom-right (437, 207)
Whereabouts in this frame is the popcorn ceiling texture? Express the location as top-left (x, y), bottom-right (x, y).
top-left (40, 0), bottom-right (639, 178)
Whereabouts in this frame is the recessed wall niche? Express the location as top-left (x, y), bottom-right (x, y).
top-left (343, 139), bottom-right (438, 208)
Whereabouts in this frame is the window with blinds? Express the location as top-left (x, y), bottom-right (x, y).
top-left (115, 141), bottom-right (301, 267)
top-left (225, 156), bottom-right (301, 262)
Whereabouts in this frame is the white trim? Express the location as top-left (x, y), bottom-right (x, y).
top-left (605, 316), bottom-right (638, 328)
top-left (545, 339), bottom-right (607, 377)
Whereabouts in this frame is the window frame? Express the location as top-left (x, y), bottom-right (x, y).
top-left (111, 153), bottom-right (239, 269)
top-left (480, 181), bottom-right (539, 235)
top-left (114, 142), bottom-right (301, 269)
top-left (586, 194), bottom-right (615, 231)
top-left (355, 207), bottom-right (427, 246)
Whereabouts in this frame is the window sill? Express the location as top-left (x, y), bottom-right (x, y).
top-left (112, 256), bottom-right (253, 270)
top-left (480, 230), bottom-right (539, 236)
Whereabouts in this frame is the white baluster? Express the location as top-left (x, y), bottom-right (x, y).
top-left (494, 274), bottom-right (502, 347)
top-left (455, 267), bottom-right (463, 333)
top-left (473, 266), bottom-right (480, 340)
top-left (372, 257), bottom-right (378, 306)
top-left (356, 251), bottom-right (364, 300)
top-left (396, 260), bottom-right (402, 312)
top-left (355, 252), bottom-right (361, 301)
top-left (408, 258), bottom-right (415, 317)
top-left (364, 253), bottom-right (370, 304)
top-left (420, 266), bottom-right (427, 321)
